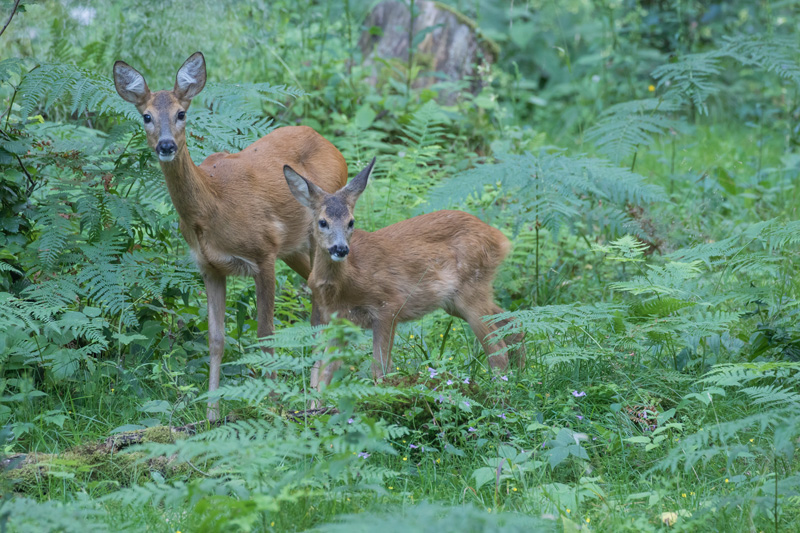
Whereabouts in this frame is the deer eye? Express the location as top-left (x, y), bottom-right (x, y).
top-left (348, 219), bottom-right (355, 228)
top-left (142, 114), bottom-right (152, 124)
top-left (318, 219), bottom-right (328, 229)
top-left (177, 111), bottom-right (186, 121)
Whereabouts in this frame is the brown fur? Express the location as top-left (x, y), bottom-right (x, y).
top-left (114, 53), bottom-right (348, 420)
top-left (283, 161), bottom-right (526, 391)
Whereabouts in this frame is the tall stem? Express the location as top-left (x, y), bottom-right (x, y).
top-left (406, 0), bottom-right (416, 109)
top-left (535, 220), bottom-right (540, 306)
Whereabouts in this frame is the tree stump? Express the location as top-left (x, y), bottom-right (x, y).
top-left (358, 1), bottom-right (497, 104)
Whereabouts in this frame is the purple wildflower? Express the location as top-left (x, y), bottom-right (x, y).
top-left (358, 452), bottom-right (370, 459)
top-left (409, 444), bottom-right (419, 449)
top-left (572, 390), bottom-right (586, 398)
top-left (464, 400), bottom-right (470, 407)
top-left (498, 413), bottom-right (507, 420)
top-left (468, 427), bottom-right (477, 432)
top-left (428, 367), bottom-right (438, 378)
top-left (437, 395), bottom-right (444, 403)
top-left (500, 375), bottom-right (508, 382)
top-left (347, 418), bottom-right (354, 424)
top-left (577, 415), bottom-right (584, 420)
top-left (446, 379), bottom-right (453, 385)
top-left (463, 377), bottom-right (470, 384)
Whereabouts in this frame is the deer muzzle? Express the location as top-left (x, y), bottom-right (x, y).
top-left (328, 244), bottom-right (349, 261)
top-left (156, 139), bottom-right (177, 162)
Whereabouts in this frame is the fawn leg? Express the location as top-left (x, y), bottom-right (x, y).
top-left (371, 318), bottom-right (396, 380)
top-left (308, 309), bottom-right (343, 409)
top-left (488, 304), bottom-right (527, 370)
top-left (204, 271), bottom-right (226, 422)
top-left (459, 302), bottom-right (509, 371)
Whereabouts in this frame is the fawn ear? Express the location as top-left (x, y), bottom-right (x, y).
top-left (174, 51), bottom-right (206, 105)
top-left (284, 165), bottom-right (324, 209)
top-left (342, 157), bottom-right (375, 205)
top-left (113, 61), bottom-right (150, 108)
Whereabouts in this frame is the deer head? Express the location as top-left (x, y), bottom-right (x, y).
top-left (113, 52), bottom-right (207, 162)
top-left (283, 157), bottom-right (376, 261)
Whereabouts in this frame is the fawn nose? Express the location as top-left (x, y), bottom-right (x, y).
top-left (156, 140), bottom-right (177, 156)
top-left (329, 244), bottom-right (349, 260)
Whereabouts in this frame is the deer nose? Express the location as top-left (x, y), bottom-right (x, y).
top-left (328, 245), bottom-right (349, 259)
top-left (156, 140), bottom-right (177, 156)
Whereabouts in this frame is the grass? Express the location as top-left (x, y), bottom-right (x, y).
top-left (2, 0), bottom-right (800, 531)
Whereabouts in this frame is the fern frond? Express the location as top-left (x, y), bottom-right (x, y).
top-left (584, 97), bottom-right (687, 163)
top-left (19, 62), bottom-right (134, 119)
top-left (651, 51), bottom-right (724, 115)
top-left (426, 150), bottom-right (665, 238)
top-left (722, 35), bottom-right (800, 85)
top-left (314, 503), bottom-right (557, 533)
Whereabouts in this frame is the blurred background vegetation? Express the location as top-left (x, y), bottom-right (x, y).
top-left (1, 0), bottom-right (800, 531)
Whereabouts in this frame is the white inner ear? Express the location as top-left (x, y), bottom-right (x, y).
top-left (125, 74), bottom-right (145, 94)
top-left (177, 58), bottom-right (202, 90)
top-left (177, 69), bottom-right (196, 88)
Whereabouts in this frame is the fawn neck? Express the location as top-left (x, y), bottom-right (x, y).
top-left (313, 237), bottom-right (357, 287)
top-left (159, 143), bottom-right (218, 220)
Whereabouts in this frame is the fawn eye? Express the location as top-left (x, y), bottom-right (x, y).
top-left (177, 111), bottom-right (186, 121)
top-left (348, 219), bottom-right (355, 228)
top-left (318, 219), bottom-right (328, 229)
top-left (142, 114), bottom-right (152, 124)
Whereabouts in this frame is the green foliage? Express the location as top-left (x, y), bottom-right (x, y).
top-left (584, 96), bottom-right (687, 165)
top-left (315, 503), bottom-right (556, 532)
top-left (426, 149), bottom-right (665, 240)
top-left (2, 0), bottom-right (800, 531)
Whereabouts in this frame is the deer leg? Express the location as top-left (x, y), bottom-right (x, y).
top-left (488, 304), bottom-right (527, 370)
top-left (457, 299), bottom-right (509, 371)
top-left (255, 256), bottom-right (277, 379)
top-left (371, 318), bottom-right (396, 380)
top-left (203, 271), bottom-right (226, 422)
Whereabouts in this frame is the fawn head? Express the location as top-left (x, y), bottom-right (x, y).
top-left (113, 52), bottom-right (207, 162)
top-left (284, 158), bottom-right (376, 262)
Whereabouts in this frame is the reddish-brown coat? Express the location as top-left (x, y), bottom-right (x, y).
top-left (114, 52), bottom-right (347, 420)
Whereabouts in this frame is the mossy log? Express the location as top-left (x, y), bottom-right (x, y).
top-left (2, 408), bottom-right (337, 494)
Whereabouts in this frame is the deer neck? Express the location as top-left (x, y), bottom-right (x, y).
top-left (159, 144), bottom-right (217, 221)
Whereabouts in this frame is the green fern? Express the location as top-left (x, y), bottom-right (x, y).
top-left (584, 96), bottom-right (688, 164)
top-left (315, 503), bottom-right (557, 533)
top-left (651, 50), bottom-right (724, 115)
top-left (426, 150), bottom-right (665, 239)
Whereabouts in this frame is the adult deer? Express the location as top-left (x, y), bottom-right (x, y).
top-left (283, 158), bottom-right (526, 391)
top-left (113, 52), bottom-right (348, 420)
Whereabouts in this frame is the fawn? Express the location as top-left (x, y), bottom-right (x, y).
top-left (283, 158), bottom-right (525, 390)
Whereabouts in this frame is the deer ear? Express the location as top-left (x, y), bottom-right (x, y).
top-left (284, 165), bottom-right (324, 209)
top-left (174, 52), bottom-right (206, 104)
top-left (113, 61), bottom-right (150, 108)
top-left (342, 157), bottom-right (375, 204)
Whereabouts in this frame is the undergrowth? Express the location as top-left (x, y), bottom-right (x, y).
top-left (1, 0), bottom-right (799, 531)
